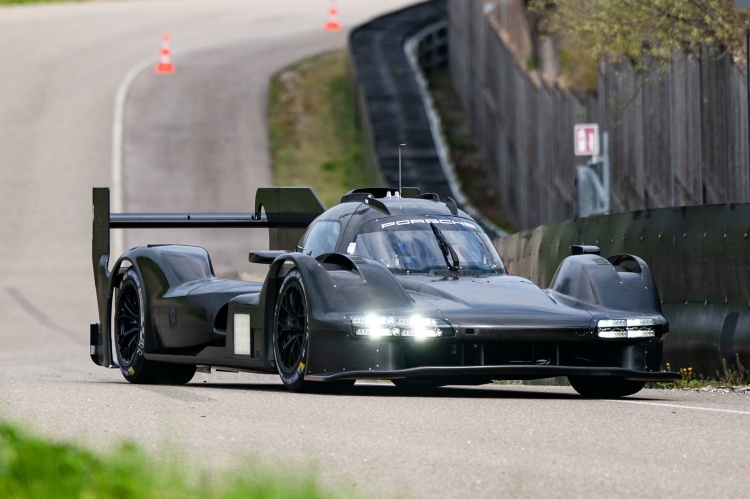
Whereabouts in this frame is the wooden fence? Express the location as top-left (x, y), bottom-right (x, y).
top-left (449, 0), bottom-right (750, 230)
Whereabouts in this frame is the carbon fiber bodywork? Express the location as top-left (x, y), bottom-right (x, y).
top-left (90, 187), bottom-right (679, 392)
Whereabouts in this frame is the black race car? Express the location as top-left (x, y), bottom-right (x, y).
top-left (90, 186), bottom-right (679, 397)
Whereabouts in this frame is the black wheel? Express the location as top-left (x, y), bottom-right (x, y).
top-left (114, 267), bottom-right (195, 385)
top-left (568, 376), bottom-right (644, 398)
top-left (273, 270), bottom-right (312, 391)
top-left (273, 269), bottom-right (354, 393)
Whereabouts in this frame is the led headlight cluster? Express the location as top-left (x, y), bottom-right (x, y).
top-left (596, 318), bottom-right (659, 339)
top-left (350, 314), bottom-right (453, 339)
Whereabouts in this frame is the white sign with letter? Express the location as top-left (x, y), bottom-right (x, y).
top-left (574, 124), bottom-right (599, 156)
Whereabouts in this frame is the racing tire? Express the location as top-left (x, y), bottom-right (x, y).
top-left (273, 270), bottom-right (313, 392)
top-left (568, 376), bottom-right (645, 398)
top-left (114, 267), bottom-right (195, 385)
top-left (273, 269), bottom-right (353, 393)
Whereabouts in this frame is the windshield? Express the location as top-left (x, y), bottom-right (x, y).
top-left (348, 217), bottom-right (506, 275)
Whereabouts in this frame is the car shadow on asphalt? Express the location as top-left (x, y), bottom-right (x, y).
top-left (92, 380), bottom-right (665, 400)
top-left (180, 381), bottom-right (586, 400)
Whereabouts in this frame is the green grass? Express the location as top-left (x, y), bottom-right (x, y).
top-left (657, 355), bottom-right (750, 390)
top-left (268, 50), bottom-right (374, 209)
top-left (0, 422), bottom-right (338, 498)
top-left (268, 49), bottom-right (513, 233)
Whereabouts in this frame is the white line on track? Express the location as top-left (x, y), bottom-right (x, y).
top-left (109, 41), bottom-right (231, 258)
top-left (615, 399), bottom-right (750, 416)
top-left (111, 58), bottom-right (153, 259)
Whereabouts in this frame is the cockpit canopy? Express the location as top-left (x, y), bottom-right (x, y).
top-left (348, 217), bottom-right (505, 275)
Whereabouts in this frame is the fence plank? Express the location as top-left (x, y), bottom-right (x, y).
top-left (451, 0), bottom-right (750, 228)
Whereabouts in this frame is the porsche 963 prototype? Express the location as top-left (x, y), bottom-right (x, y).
top-left (90, 186), bottom-right (679, 397)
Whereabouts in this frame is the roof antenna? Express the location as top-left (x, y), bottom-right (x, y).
top-left (398, 143), bottom-right (406, 196)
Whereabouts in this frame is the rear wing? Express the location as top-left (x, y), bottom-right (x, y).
top-left (90, 186), bottom-right (324, 367)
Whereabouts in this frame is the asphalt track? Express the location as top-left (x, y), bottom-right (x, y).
top-left (1, 1), bottom-right (749, 497)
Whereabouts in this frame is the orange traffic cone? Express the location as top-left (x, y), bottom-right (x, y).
top-left (155, 33), bottom-right (175, 74)
top-left (325, 0), bottom-right (341, 32)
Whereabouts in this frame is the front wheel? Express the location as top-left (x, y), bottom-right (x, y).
top-left (273, 269), bottom-right (355, 394)
top-left (568, 376), bottom-right (644, 398)
top-left (273, 270), bottom-right (313, 391)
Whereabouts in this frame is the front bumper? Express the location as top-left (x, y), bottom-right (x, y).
top-left (305, 364), bottom-right (680, 383)
top-left (305, 326), bottom-right (676, 383)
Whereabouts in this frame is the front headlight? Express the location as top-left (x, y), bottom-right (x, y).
top-left (350, 314), bottom-right (454, 339)
top-left (596, 318), bottom-right (659, 339)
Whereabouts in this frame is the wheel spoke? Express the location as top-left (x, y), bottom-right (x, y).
top-left (121, 300), bottom-right (138, 320)
top-left (120, 326), bottom-right (138, 338)
top-left (280, 295), bottom-right (293, 317)
top-left (123, 334), bottom-right (137, 358)
top-left (282, 335), bottom-right (301, 368)
top-left (116, 278), bottom-right (142, 367)
top-left (276, 280), bottom-right (307, 374)
top-left (292, 292), bottom-right (303, 318)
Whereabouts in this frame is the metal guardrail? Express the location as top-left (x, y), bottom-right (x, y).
top-left (348, 0), bottom-right (504, 238)
top-left (349, 1), bottom-right (449, 199)
top-left (414, 22), bottom-right (448, 72)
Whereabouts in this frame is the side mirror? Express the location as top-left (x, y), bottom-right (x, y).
top-left (571, 245), bottom-right (601, 256)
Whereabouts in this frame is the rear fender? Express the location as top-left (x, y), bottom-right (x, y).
top-left (108, 245), bottom-right (215, 353)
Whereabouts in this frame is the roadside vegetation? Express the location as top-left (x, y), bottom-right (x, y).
top-left (658, 355), bottom-right (750, 391)
top-left (426, 70), bottom-right (514, 233)
top-left (267, 49), bottom-right (512, 231)
top-left (0, 422), bottom-right (342, 498)
top-left (268, 50), bottom-right (372, 209)
top-left (526, 0), bottom-right (750, 94)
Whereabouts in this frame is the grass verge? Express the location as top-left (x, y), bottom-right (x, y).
top-left (268, 49), bottom-right (373, 209)
top-left (0, 421), bottom-right (339, 498)
top-left (268, 48), bottom-right (514, 233)
top-left (657, 355), bottom-right (750, 391)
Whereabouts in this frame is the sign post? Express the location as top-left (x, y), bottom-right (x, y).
top-left (574, 124), bottom-right (610, 217)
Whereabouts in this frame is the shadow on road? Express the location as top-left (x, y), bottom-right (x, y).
top-left (180, 381), bottom-right (585, 400)
top-left (89, 379), bottom-right (671, 401)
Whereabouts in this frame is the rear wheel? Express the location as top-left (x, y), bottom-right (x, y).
top-left (568, 376), bottom-right (644, 398)
top-left (114, 267), bottom-right (195, 385)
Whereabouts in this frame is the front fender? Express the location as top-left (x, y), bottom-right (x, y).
top-left (262, 252), bottom-right (420, 375)
top-left (548, 253), bottom-right (662, 314)
top-left (265, 253), bottom-right (413, 321)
